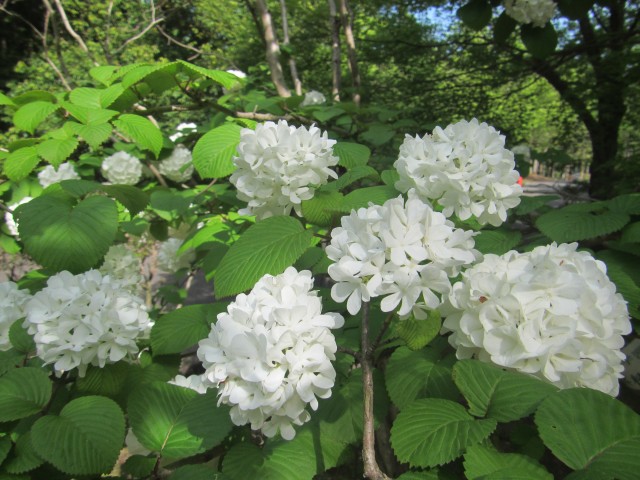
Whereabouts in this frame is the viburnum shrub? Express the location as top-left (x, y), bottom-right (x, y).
top-left (0, 58), bottom-right (639, 480)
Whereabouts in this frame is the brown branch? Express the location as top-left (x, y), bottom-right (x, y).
top-left (51, 0), bottom-right (99, 66)
top-left (113, 0), bottom-right (165, 54)
top-left (338, 0), bottom-right (361, 106)
top-left (280, 0), bottom-right (302, 95)
top-left (255, 0), bottom-right (291, 97)
top-left (327, 0), bottom-right (341, 101)
top-left (156, 25), bottom-right (205, 61)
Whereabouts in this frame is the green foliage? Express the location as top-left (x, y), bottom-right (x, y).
top-left (458, 0), bottom-right (492, 31)
top-left (392, 311), bottom-right (442, 351)
top-left (333, 142), bottom-right (371, 168)
top-left (113, 114), bottom-right (163, 158)
top-left (463, 444), bottom-right (552, 479)
top-left (192, 123), bottom-right (243, 179)
top-left (521, 24), bottom-right (558, 59)
top-left (0, 368), bottom-right (51, 422)
top-left (473, 229), bottom-right (522, 255)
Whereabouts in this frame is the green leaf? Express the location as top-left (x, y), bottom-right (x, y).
top-left (327, 165), bottom-right (379, 191)
top-left (621, 222), bottom-right (640, 244)
top-left (100, 184), bottom-right (150, 215)
top-left (596, 250), bottom-right (640, 319)
top-left (463, 444), bottom-right (552, 480)
top-left (0, 350), bottom-right (24, 376)
top-left (312, 106), bottom-right (345, 122)
top-left (9, 320), bottom-right (34, 354)
top-left (393, 311), bottom-right (441, 351)
top-left (128, 383), bottom-right (232, 459)
top-left (214, 216), bottom-right (312, 298)
top-left (66, 121), bottom-right (112, 149)
top-left (607, 193), bottom-right (640, 215)
top-left (169, 464), bottom-right (221, 480)
top-left (3, 433), bottom-right (43, 474)
top-left (514, 195), bottom-right (559, 215)
top-left (0, 92), bottom-right (15, 106)
top-left (178, 60), bottom-right (242, 90)
top-left (341, 185), bottom-right (399, 211)
top-left (0, 368), bottom-right (51, 422)
top-left (380, 169), bottom-right (400, 187)
top-left (535, 203), bottom-right (629, 242)
top-left (360, 124), bottom-right (395, 146)
top-left (35, 138), bottom-right (79, 167)
top-left (473, 229), bottom-right (522, 255)
top-left (457, 0), bottom-right (492, 30)
top-left (90, 65), bottom-right (118, 85)
top-left (333, 142), bottom-right (371, 168)
top-left (12, 101), bottom-right (59, 133)
top-left (69, 87), bottom-right (103, 108)
top-left (494, 11), bottom-right (517, 43)
top-left (192, 123), bottom-right (242, 179)
top-left (12, 90), bottom-right (56, 106)
top-left (17, 194), bottom-right (118, 273)
top-left (385, 345), bottom-right (459, 410)
top-left (557, 0), bottom-right (595, 19)
top-left (122, 455), bottom-right (156, 478)
top-left (535, 388), bottom-right (640, 478)
top-left (301, 190), bottom-right (344, 227)
top-left (0, 435), bottom-right (11, 465)
top-left (453, 360), bottom-right (557, 423)
top-left (3, 147), bottom-right (40, 181)
top-left (151, 303), bottom-right (226, 355)
top-left (391, 398), bottom-right (497, 468)
top-left (521, 23), bottom-right (558, 59)
top-left (75, 362), bottom-right (131, 398)
top-left (113, 114), bottom-right (163, 157)
top-left (31, 396), bottom-right (125, 475)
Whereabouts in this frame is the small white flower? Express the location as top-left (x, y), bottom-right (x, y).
top-left (0, 281), bottom-right (31, 351)
top-left (24, 270), bottom-right (151, 376)
top-left (170, 122), bottom-right (198, 142)
top-left (101, 151), bottom-right (143, 185)
top-left (442, 243), bottom-right (631, 396)
top-left (169, 374), bottom-right (208, 394)
top-left (158, 145), bottom-right (194, 183)
top-left (197, 267), bottom-right (344, 440)
top-left (156, 238), bottom-right (195, 273)
top-left (327, 192), bottom-right (479, 318)
top-left (226, 69), bottom-right (246, 79)
top-left (38, 162), bottom-right (80, 188)
top-left (301, 90), bottom-right (326, 107)
top-left (504, 0), bottom-right (557, 28)
top-left (4, 197), bottom-right (32, 237)
top-left (394, 118), bottom-right (523, 226)
top-left (230, 120), bottom-right (339, 220)
top-left (99, 244), bottom-right (143, 293)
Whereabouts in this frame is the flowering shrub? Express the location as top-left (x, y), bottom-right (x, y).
top-left (0, 281), bottom-right (31, 351)
top-left (301, 90), bottom-right (327, 106)
top-left (4, 196), bottom-right (32, 236)
top-left (101, 151), bottom-right (143, 184)
top-left (37, 162), bottom-right (80, 187)
top-left (504, 0), bottom-right (557, 28)
top-left (158, 145), bottom-right (194, 182)
top-left (156, 237), bottom-right (195, 273)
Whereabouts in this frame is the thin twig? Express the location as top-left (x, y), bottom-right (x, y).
top-left (114, 0), bottom-right (164, 54)
top-left (51, 0), bottom-right (99, 66)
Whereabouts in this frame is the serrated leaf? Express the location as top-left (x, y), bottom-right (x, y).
top-left (328, 165), bottom-right (378, 191)
top-left (151, 303), bottom-right (226, 355)
top-left (301, 190), bottom-right (344, 226)
top-left (0, 350), bottom-right (24, 376)
top-left (312, 106), bottom-right (345, 122)
top-left (457, 0), bottom-right (492, 30)
top-left (0, 435), bottom-right (11, 465)
top-left (178, 61), bottom-right (241, 90)
top-left (453, 360), bottom-right (557, 422)
top-left (192, 123), bottom-right (242, 179)
top-left (360, 124), bottom-right (395, 146)
top-left (521, 23), bottom-right (558, 59)
top-left (0, 368), bottom-right (51, 422)
top-left (596, 250), bottom-right (640, 319)
top-left (294, 246), bottom-right (325, 270)
top-left (474, 229), bottom-right (522, 255)
top-left (8, 320), bottom-right (34, 354)
top-left (12, 90), bottom-right (56, 106)
top-left (100, 184), bottom-right (149, 215)
top-left (66, 121), bottom-right (112, 149)
top-left (393, 311), bottom-right (441, 351)
top-left (535, 204), bottom-right (629, 242)
top-left (3, 147), bottom-right (40, 181)
top-left (385, 345), bottom-right (459, 410)
top-left (333, 142), bottom-right (371, 168)
top-left (607, 193), bottom-right (640, 215)
top-left (12, 101), bottom-right (59, 133)
top-left (16, 194), bottom-right (118, 273)
top-left (0, 92), bottom-right (15, 106)
top-left (514, 195), bottom-right (559, 215)
top-left (396, 472), bottom-right (439, 480)
top-left (463, 444), bottom-right (552, 480)
top-left (3, 433), bottom-right (43, 474)
top-left (341, 185), bottom-right (399, 211)
top-left (122, 455), bottom-right (156, 478)
top-left (35, 138), bottom-right (79, 167)
top-left (494, 11), bottom-right (517, 43)
top-left (90, 65), bottom-right (118, 85)
top-left (31, 396), bottom-right (124, 475)
top-left (621, 222), bottom-right (640, 244)
top-left (113, 114), bottom-right (162, 157)
top-left (169, 464), bottom-right (220, 480)
top-left (69, 88), bottom-right (103, 108)
top-left (75, 362), bottom-right (131, 398)
top-left (535, 388), bottom-right (640, 478)
top-left (380, 169), bottom-right (400, 187)
top-left (128, 383), bottom-right (232, 459)
top-left (391, 398), bottom-right (497, 468)
top-left (214, 216), bottom-right (312, 298)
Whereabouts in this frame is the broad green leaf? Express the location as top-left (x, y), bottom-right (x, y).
top-left (4, 147), bottom-right (40, 181)
top-left (90, 65), bottom-right (118, 85)
top-left (514, 195), bottom-right (559, 215)
top-left (535, 388), bottom-right (640, 478)
top-left (214, 216), bottom-right (312, 298)
top-left (12, 101), bottom-right (59, 133)
top-left (31, 396), bottom-right (125, 475)
top-left (385, 344), bottom-right (459, 410)
top-left (3, 433), bottom-right (43, 474)
top-left (396, 472), bottom-right (439, 480)
top-left (0, 92), bottom-right (15, 106)
top-left (360, 124), bottom-right (394, 146)
top-left (393, 311), bottom-right (441, 351)
top-left (380, 169), bottom-right (400, 187)
top-left (66, 121), bottom-right (112, 149)
top-left (169, 464), bottom-right (221, 480)
top-left (390, 398), bottom-right (497, 468)
top-left (0, 350), bottom-right (24, 376)
top-left (621, 221), bottom-right (640, 243)
top-left (12, 90), bottom-right (56, 106)
top-left (122, 455), bottom-right (156, 478)
top-left (35, 138), bottom-right (79, 167)
top-left (0, 435), bottom-right (11, 465)
top-left (327, 165), bottom-right (378, 191)
top-left (341, 185), bottom-right (399, 211)
top-left (17, 194), bottom-right (118, 273)
top-left (494, 11), bottom-right (517, 43)
top-left (192, 123), bottom-right (242, 179)
top-left (0, 368), bottom-right (52, 422)
top-left (521, 23), bottom-right (558, 59)
top-left (457, 0), bottom-right (492, 30)
top-left (463, 444), bottom-right (552, 480)
top-left (473, 229), bottom-right (522, 255)
top-left (178, 61), bottom-right (241, 90)
top-left (69, 87), bottom-right (103, 108)
top-left (607, 193), bottom-right (640, 215)
top-left (100, 184), bottom-right (150, 215)
top-left (151, 303), bottom-right (226, 355)
top-left (557, 0), bottom-right (595, 19)
top-left (535, 203), bottom-right (629, 242)
top-left (333, 142), bottom-right (371, 168)
top-left (113, 114), bottom-right (162, 157)
top-left (121, 63), bottom-right (170, 89)
top-left (9, 320), bottom-right (34, 354)
top-left (301, 190), bottom-right (344, 227)
top-left (597, 250), bottom-right (640, 318)
top-left (453, 360), bottom-right (557, 422)
top-left (312, 106), bottom-right (345, 122)
top-left (75, 362), bottom-right (131, 399)
top-left (128, 382), bottom-right (232, 459)
top-left (294, 246), bottom-right (325, 270)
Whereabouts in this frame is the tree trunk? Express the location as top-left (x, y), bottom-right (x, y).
top-left (338, 0), bottom-right (360, 106)
top-left (280, 0), bottom-right (302, 95)
top-left (328, 0), bottom-right (341, 101)
top-left (255, 0), bottom-right (291, 97)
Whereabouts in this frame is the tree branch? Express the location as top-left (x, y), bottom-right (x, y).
top-left (51, 0), bottom-right (99, 66)
top-left (114, 0), bottom-right (165, 54)
top-left (255, 0), bottom-right (291, 97)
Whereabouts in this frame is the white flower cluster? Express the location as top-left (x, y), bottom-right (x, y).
top-left (99, 244), bottom-right (143, 292)
top-left (442, 243), bottom-right (631, 396)
top-left (197, 267), bottom-right (344, 440)
top-left (4, 196), bottom-right (32, 237)
top-left (156, 238), bottom-right (195, 273)
top-left (101, 151), bottom-right (143, 185)
top-left (0, 281), bottom-right (31, 351)
top-left (24, 270), bottom-right (151, 376)
top-left (170, 122), bottom-right (197, 142)
top-left (301, 90), bottom-right (326, 107)
top-left (169, 374), bottom-right (208, 394)
top-left (230, 120), bottom-right (339, 220)
top-left (158, 145), bottom-right (194, 183)
top-left (326, 192), bottom-right (479, 318)
top-left (504, 0), bottom-right (557, 28)
top-left (394, 119), bottom-right (522, 227)
top-left (38, 162), bottom-right (80, 188)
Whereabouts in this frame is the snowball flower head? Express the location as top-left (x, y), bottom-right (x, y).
top-left (504, 0), bottom-right (557, 28)
top-left (169, 374), bottom-right (208, 394)
top-left (394, 119), bottom-right (522, 226)
top-left (230, 120), bottom-right (339, 220)
top-left (4, 196), bottom-right (32, 237)
top-left (326, 191), bottom-right (480, 318)
top-left (197, 267), bottom-right (344, 440)
top-left (38, 162), bottom-right (80, 188)
top-left (158, 145), bottom-right (194, 183)
top-left (24, 270), bottom-right (151, 376)
top-left (101, 151), bottom-right (143, 185)
top-left (442, 243), bottom-right (631, 396)
top-left (170, 122), bottom-right (197, 142)
top-left (0, 281), bottom-right (31, 351)
top-left (99, 244), bottom-right (143, 292)
top-left (301, 90), bottom-right (326, 107)
top-left (156, 238), bottom-right (195, 273)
